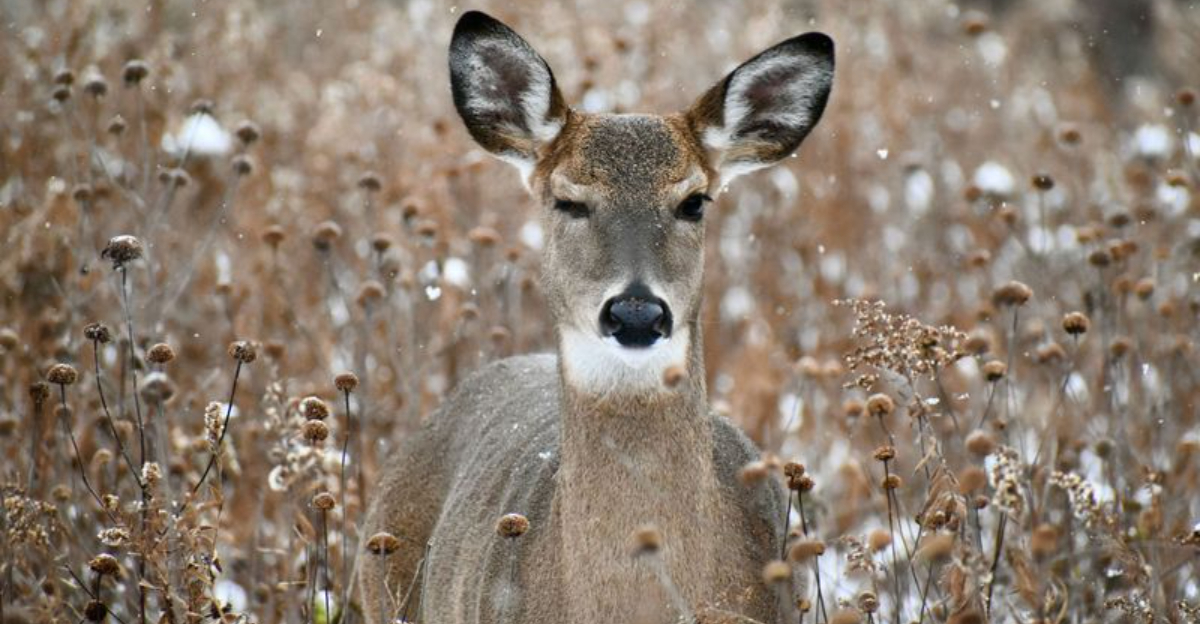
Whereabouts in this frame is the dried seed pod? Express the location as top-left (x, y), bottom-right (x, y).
top-left (965, 430), bottom-right (997, 457)
top-left (101, 235), bottom-right (144, 269)
top-left (981, 360), bottom-right (1006, 382)
top-left (866, 393), bottom-right (895, 418)
top-left (1062, 311), bottom-right (1090, 335)
top-left (631, 525), bottom-right (662, 555)
top-left (365, 532), bottom-right (401, 556)
top-left (496, 513), bottom-right (530, 538)
top-left (872, 445), bottom-right (896, 462)
top-left (146, 343), bottom-right (175, 364)
top-left (992, 281), bottom-right (1032, 307)
top-left (762, 560), bottom-right (791, 584)
top-left (235, 120), bottom-right (261, 145)
top-left (788, 539), bottom-right (825, 562)
top-left (737, 461), bottom-right (770, 486)
top-left (83, 323), bottom-right (113, 344)
top-left (300, 396), bottom-right (330, 421)
top-left (357, 171), bottom-right (382, 192)
top-left (302, 420), bottom-right (330, 443)
top-left (122, 60), bottom-right (149, 85)
top-left (47, 363), bottom-right (78, 386)
top-left (311, 492), bottom-right (336, 510)
top-left (88, 553), bottom-right (121, 576)
top-left (228, 341), bottom-right (257, 363)
top-left (334, 372), bottom-right (360, 393)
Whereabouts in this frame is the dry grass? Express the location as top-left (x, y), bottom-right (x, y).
top-left (1, 0), bottom-right (1198, 622)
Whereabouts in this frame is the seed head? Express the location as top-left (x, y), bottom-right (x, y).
top-left (496, 513), bottom-right (530, 538)
top-left (867, 529), bottom-right (891, 552)
top-left (795, 475), bottom-right (815, 492)
top-left (47, 363), bottom-right (78, 386)
top-left (53, 69), bottom-right (75, 85)
top-left (356, 280), bottom-right (386, 308)
top-left (365, 532), bottom-right (401, 556)
top-left (300, 396), bottom-right (330, 421)
top-left (965, 429), bottom-right (997, 457)
top-left (122, 60), bottom-right (149, 85)
top-left (84, 600), bottom-right (108, 622)
top-left (467, 226), bottom-right (501, 246)
top-left (101, 235), bottom-right (144, 269)
top-left (1133, 278), bottom-right (1155, 300)
top-left (783, 461), bottom-right (806, 490)
top-left (1061, 311), bottom-right (1089, 335)
top-left (262, 225), bottom-right (286, 248)
top-left (146, 343), bottom-right (175, 364)
top-left (992, 281), bottom-right (1032, 307)
top-left (915, 533), bottom-right (954, 563)
top-left (1035, 342), bottom-right (1066, 364)
top-left (83, 323), bottom-right (112, 344)
top-left (829, 610), bottom-right (862, 624)
top-left (788, 539), bottom-right (825, 562)
top-left (312, 221), bottom-right (342, 251)
top-left (302, 420), bottom-right (330, 443)
top-left (83, 68), bottom-right (108, 98)
top-left (872, 445), bottom-right (896, 462)
top-left (139, 372), bottom-right (176, 404)
top-left (334, 372), bottom-right (359, 393)
top-left (761, 560), bottom-right (791, 585)
top-left (0, 328), bottom-right (17, 351)
top-left (107, 114), bottom-right (127, 135)
top-left (1087, 249), bottom-right (1112, 268)
top-left (1031, 174), bottom-right (1054, 191)
top-left (662, 364), bottom-right (687, 388)
top-left (29, 381), bottom-right (50, 404)
top-left (632, 525), bottom-right (662, 555)
top-left (1109, 336), bottom-right (1132, 359)
top-left (357, 171), bottom-right (382, 192)
top-left (311, 492), bottom-right (336, 510)
top-left (981, 360), bottom-right (1006, 382)
top-left (231, 154), bottom-right (253, 176)
top-left (228, 341), bottom-right (257, 363)
top-left (866, 393), bottom-right (895, 418)
top-left (189, 99), bottom-right (214, 116)
top-left (88, 553), bottom-right (121, 576)
top-left (371, 233), bottom-right (394, 253)
top-left (882, 474), bottom-right (903, 490)
top-left (857, 591), bottom-right (879, 614)
top-left (738, 460), bottom-right (770, 486)
top-left (958, 466), bottom-right (988, 493)
top-left (1178, 88), bottom-right (1196, 107)
top-left (73, 184), bottom-right (93, 203)
top-left (235, 120), bottom-right (261, 145)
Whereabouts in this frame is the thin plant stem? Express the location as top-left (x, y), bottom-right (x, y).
top-left (883, 460), bottom-right (903, 624)
top-left (797, 490), bottom-right (826, 624)
top-left (56, 384), bottom-right (116, 523)
top-left (187, 359), bottom-right (244, 504)
top-left (986, 513), bottom-right (1008, 620)
top-left (91, 338), bottom-right (145, 490)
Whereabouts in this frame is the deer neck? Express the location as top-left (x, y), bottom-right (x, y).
top-left (554, 324), bottom-right (723, 621)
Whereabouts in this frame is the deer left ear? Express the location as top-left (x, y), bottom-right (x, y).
top-left (686, 33), bottom-right (834, 187)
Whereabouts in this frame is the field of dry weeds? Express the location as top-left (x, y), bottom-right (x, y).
top-left (1, 0), bottom-right (1198, 622)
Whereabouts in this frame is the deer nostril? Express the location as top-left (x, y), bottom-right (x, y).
top-left (600, 294), bottom-right (672, 348)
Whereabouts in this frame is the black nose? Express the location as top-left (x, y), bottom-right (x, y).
top-left (600, 289), bottom-right (672, 348)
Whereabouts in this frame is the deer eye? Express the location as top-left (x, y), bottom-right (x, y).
top-left (553, 198), bottom-right (590, 219)
top-left (675, 193), bottom-right (710, 222)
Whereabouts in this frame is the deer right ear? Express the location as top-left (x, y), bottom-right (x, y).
top-left (449, 11), bottom-right (568, 179)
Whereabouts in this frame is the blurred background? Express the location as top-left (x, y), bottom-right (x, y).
top-left (1, 0), bottom-right (1198, 622)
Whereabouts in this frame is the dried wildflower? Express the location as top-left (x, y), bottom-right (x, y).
top-left (867, 529), bottom-right (890, 552)
top-left (356, 280), bottom-right (386, 308)
top-left (1133, 278), bottom-right (1155, 300)
top-left (787, 537), bottom-right (825, 564)
top-left (235, 120), bottom-right (261, 145)
top-left (989, 446), bottom-right (1025, 518)
top-left (662, 364), bottom-right (686, 388)
top-left (231, 154), bottom-right (254, 176)
top-left (312, 221), bottom-right (342, 251)
top-left (141, 462), bottom-right (162, 488)
top-left (139, 372), bottom-right (175, 403)
top-left (84, 600), bottom-right (107, 622)
top-left (980, 359), bottom-right (1005, 382)
top-left (29, 381), bottom-right (50, 404)
top-left (47, 363), bottom-right (78, 386)
top-left (1049, 470), bottom-right (1102, 527)
top-left (795, 475), bottom-right (815, 492)
top-left (88, 553), bottom-right (120, 576)
top-left (334, 372), bottom-right (359, 392)
top-left (965, 430), bottom-right (996, 457)
top-left (468, 226), bottom-right (501, 246)
top-left (371, 233), bottom-right (394, 253)
top-left (856, 591), bottom-right (879, 614)
top-left (122, 60), bottom-right (149, 85)
top-left (1109, 337), bottom-right (1132, 359)
top-left (915, 533), bottom-right (954, 563)
top-left (1178, 88), bottom-right (1196, 107)
top-left (53, 68), bottom-right (75, 85)
top-left (83, 69), bottom-right (108, 97)
top-left (866, 393), bottom-right (894, 418)
top-left (882, 474), bottom-right (902, 490)
top-left (991, 281), bottom-right (1032, 307)
top-left (228, 340), bottom-right (257, 363)
top-left (72, 184), bottom-right (93, 203)
top-left (872, 445), bottom-right (895, 462)
top-left (204, 402), bottom-right (223, 445)
top-left (146, 343), bottom-right (175, 364)
top-left (189, 99), bottom-right (214, 116)
top-left (838, 300), bottom-right (966, 387)
top-left (632, 525), bottom-right (662, 555)
top-left (1034, 342), bottom-right (1066, 364)
top-left (1031, 173), bottom-right (1054, 191)
top-left (312, 492), bottom-right (336, 510)
top-left (101, 235), bottom-right (143, 269)
top-left (0, 328), bottom-right (17, 350)
top-left (1030, 523), bottom-right (1058, 559)
top-left (357, 171), bottom-right (382, 192)
top-left (365, 532), bottom-right (401, 555)
top-left (301, 396), bottom-right (330, 421)
top-left (262, 225), bottom-right (286, 248)
top-left (98, 527), bottom-right (130, 547)
top-left (783, 461), bottom-right (805, 490)
top-left (762, 560), bottom-right (791, 585)
top-left (302, 420), bottom-right (330, 443)
top-left (496, 513), bottom-right (530, 538)
top-left (83, 323), bottom-right (112, 344)
top-left (738, 460), bottom-right (770, 486)
top-left (1062, 311), bottom-right (1090, 336)
top-left (106, 114), bottom-right (127, 135)
top-left (1087, 248), bottom-right (1112, 268)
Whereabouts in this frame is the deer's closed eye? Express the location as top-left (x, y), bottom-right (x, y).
top-left (554, 198), bottom-right (591, 219)
top-left (675, 193), bottom-right (711, 222)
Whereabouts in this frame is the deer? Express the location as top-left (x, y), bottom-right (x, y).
top-left (359, 10), bottom-right (834, 624)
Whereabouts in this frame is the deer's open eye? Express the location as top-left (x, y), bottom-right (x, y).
top-left (675, 193), bottom-right (711, 222)
top-left (553, 198), bottom-right (590, 219)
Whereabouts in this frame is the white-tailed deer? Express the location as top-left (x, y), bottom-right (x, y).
top-left (360, 11), bottom-right (833, 624)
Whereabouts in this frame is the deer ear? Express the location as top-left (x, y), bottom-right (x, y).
top-left (686, 33), bottom-right (834, 186)
top-left (449, 11), bottom-right (568, 178)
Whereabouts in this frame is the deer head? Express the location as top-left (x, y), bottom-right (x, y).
top-left (449, 11), bottom-right (833, 396)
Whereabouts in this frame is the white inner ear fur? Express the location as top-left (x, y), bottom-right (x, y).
top-left (559, 327), bottom-right (691, 395)
top-left (460, 37), bottom-right (563, 185)
top-left (701, 49), bottom-right (831, 187)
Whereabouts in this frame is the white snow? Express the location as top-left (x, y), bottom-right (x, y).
top-left (973, 161), bottom-right (1014, 196)
top-left (442, 256), bottom-right (470, 288)
top-left (161, 113), bottom-right (233, 157)
top-left (1132, 124), bottom-right (1172, 159)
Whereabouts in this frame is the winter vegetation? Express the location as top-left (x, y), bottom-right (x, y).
top-left (1, 0), bottom-right (1199, 623)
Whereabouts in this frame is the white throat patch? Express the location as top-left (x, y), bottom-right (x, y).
top-left (559, 327), bottom-right (690, 394)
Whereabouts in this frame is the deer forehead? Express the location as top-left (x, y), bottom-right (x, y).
top-left (539, 114), bottom-right (710, 204)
